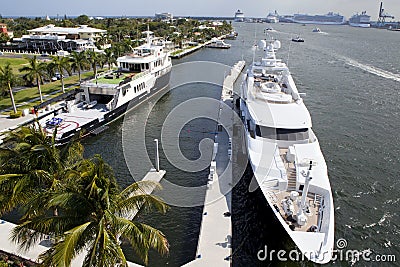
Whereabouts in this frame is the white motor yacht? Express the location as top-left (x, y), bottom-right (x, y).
top-left (41, 31), bottom-right (172, 145)
top-left (206, 38), bottom-right (231, 49)
top-left (240, 36), bottom-right (334, 264)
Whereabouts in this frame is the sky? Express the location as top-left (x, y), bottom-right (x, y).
top-left (2, 0), bottom-right (400, 20)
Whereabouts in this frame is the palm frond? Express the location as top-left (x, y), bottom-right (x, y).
top-left (40, 222), bottom-right (92, 267)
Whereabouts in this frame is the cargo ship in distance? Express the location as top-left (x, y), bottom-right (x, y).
top-left (349, 11), bottom-right (371, 28)
top-left (41, 32), bottom-right (172, 145)
top-left (292, 12), bottom-right (346, 25)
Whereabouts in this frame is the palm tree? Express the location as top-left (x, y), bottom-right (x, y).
top-left (0, 62), bottom-right (18, 113)
top-left (69, 51), bottom-right (89, 85)
top-left (96, 34), bottom-right (109, 49)
top-left (103, 49), bottom-right (117, 71)
top-left (12, 155), bottom-right (169, 266)
top-left (48, 56), bottom-right (72, 93)
top-left (111, 43), bottom-right (124, 58)
top-left (86, 50), bottom-right (102, 80)
top-left (19, 55), bottom-right (48, 103)
top-left (0, 122), bottom-right (84, 216)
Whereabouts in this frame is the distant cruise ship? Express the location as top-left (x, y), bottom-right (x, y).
top-left (234, 9), bottom-right (245, 22)
top-left (266, 11), bottom-right (279, 23)
top-left (292, 12), bottom-right (346, 25)
top-left (349, 11), bottom-right (370, 28)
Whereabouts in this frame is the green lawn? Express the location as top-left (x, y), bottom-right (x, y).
top-left (96, 73), bottom-right (128, 85)
top-left (171, 49), bottom-right (183, 56)
top-left (0, 57), bottom-right (29, 72)
top-left (0, 70), bottom-right (97, 112)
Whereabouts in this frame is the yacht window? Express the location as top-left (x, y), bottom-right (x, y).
top-left (256, 125), bottom-right (309, 141)
top-left (129, 63), bottom-right (141, 73)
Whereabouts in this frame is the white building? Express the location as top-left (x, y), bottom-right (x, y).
top-left (12, 24), bottom-right (106, 52)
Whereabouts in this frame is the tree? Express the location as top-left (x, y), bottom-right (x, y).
top-left (86, 50), bottom-right (102, 80)
top-left (103, 48), bottom-right (117, 70)
top-left (76, 15), bottom-right (90, 25)
top-left (96, 34), bottom-right (109, 49)
top-left (48, 56), bottom-right (71, 93)
top-left (0, 32), bottom-right (9, 44)
top-left (19, 55), bottom-right (48, 103)
top-left (0, 122), bottom-right (84, 216)
top-left (0, 62), bottom-right (18, 113)
top-left (111, 43), bottom-right (125, 58)
top-left (69, 51), bottom-right (89, 85)
top-left (11, 155), bottom-right (169, 266)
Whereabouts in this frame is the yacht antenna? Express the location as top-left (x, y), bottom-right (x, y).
top-left (287, 37), bottom-right (292, 68)
top-left (252, 24), bottom-right (257, 64)
top-left (146, 24), bottom-right (151, 46)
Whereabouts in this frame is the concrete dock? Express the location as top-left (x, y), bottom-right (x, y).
top-left (184, 61), bottom-right (245, 267)
top-left (0, 169), bottom-right (165, 267)
top-left (170, 35), bottom-right (226, 59)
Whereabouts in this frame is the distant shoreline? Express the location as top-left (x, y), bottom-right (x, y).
top-left (1, 15), bottom-right (238, 20)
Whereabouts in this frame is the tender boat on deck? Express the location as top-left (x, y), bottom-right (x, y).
top-left (240, 36), bottom-right (334, 264)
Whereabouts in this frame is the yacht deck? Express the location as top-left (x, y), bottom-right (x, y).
top-left (43, 104), bottom-right (108, 135)
top-left (264, 147), bottom-right (323, 232)
top-left (267, 190), bottom-right (321, 232)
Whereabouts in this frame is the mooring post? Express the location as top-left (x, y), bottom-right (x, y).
top-left (154, 139), bottom-right (160, 172)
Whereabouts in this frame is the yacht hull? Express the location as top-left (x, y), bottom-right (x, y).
top-left (244, 129), bottom-right (335, 264)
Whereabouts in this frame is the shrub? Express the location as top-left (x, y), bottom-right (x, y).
top-left (9, 111), bottom-right (22, 119)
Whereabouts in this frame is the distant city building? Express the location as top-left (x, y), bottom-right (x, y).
top-left (12, 24), bottom-right (106, 52)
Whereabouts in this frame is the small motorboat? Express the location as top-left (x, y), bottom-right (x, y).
top-left (226, 31), bottom-right (238, 39)
top-left (292, 36), bottom-right (304, 42)
top-left (312, 27), bottom-right (321, 33)
top-left (206, 38), bottom-right (231, 49)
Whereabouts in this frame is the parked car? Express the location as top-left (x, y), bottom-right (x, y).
top-left (51, 72), bottom-right (61, 81)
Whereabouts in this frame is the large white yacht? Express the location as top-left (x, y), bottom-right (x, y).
top-left (42, 32), bottom-right (172, 144)
top-left (239, 37), bottom-right (334, 264)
